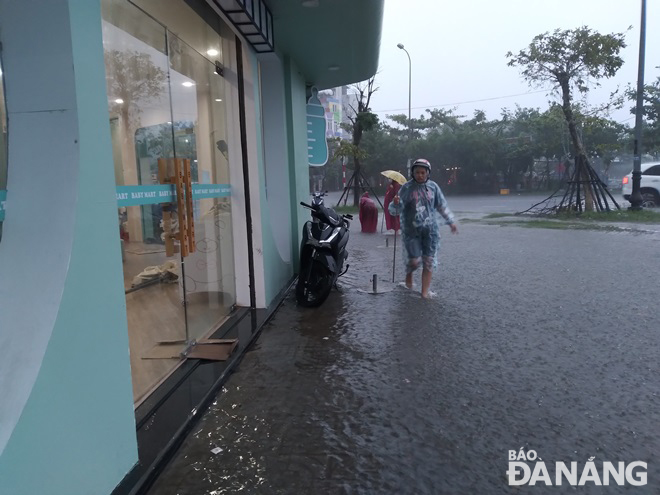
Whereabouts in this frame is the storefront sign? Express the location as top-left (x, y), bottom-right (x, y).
top-left (0, 190), bottom-right (6, 221)
top-left (192, 184), bottom-right (231, 199)
top-left (116, 184), bottom-right (231, 207)
top-left (307, 87), bottom-right (329, 167)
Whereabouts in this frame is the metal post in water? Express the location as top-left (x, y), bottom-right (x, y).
top-left (372, 274), bottom-right (378, 293)
top-left (386, 238), bottom-right (389, 247)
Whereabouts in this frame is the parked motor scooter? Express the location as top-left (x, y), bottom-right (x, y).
top-left (296, 192), bottom-right (352, 307)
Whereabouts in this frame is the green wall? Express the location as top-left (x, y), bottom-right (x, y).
top-left (284, 56), bottom-right (312, 270)
top-left (248, 53), bottom-right (294, 305)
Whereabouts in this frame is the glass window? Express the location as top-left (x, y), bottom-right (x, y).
top-left (101, 0), bottom-right (237, 405)
top-left (642, 165), bottom-right (660, 176)
top-left (133, 0), bottom-right (225, 65)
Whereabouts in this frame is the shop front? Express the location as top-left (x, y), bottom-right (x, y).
top-left (101, 0), bottom-right (239, 405)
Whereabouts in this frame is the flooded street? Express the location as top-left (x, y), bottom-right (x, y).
top-left (150, 195), bottom-right (660, 494)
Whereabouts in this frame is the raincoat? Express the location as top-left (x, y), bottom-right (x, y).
top-left (383, 181), bottom-right (401, 231)
top-left (388, 179), bottom-right (455, 272)
top-left (359, 192), bottom-right (378, 233)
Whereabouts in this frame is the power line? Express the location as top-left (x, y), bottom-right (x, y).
top-left (372, 89), bottom-right (550, 114)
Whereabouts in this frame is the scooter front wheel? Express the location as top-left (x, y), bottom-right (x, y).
top-left (295, 260), bottom-right (333, 307)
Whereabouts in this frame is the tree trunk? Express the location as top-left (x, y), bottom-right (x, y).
top-left (352, 158), bottom-right (361, 206)
top-left (559, 77), bottom-right (594, 211)
top-left (351, 121), bottom-right (364, 206)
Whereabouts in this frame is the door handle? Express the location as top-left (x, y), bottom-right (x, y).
top-left (158, 158), bottom-right (177, 257)
top-left (183, 158), bottom-right (196, 254)
top-left (173, 158), bottom-right (189, 257)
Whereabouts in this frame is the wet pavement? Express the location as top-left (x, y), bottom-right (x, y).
top-left (148, 194), bottom-right (660, 494)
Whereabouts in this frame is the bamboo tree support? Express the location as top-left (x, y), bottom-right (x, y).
top-left (335, 170), bottom-right (385, 210)
top-left (519, 157), bottom-right (620, 215)
top-left (336, 173), bottom-right (356, 207)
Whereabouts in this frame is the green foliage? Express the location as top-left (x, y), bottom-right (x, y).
top-left (507, 26), bottom-right (628, 209)
top-left (570, 209), bottom-right (660, 223)
top-left (331, 140), bottom-right (367, 163)
top-left (626, 73), bottom-right (660, 155)
top-left (506, 26), bottom-right (627, 94)
top-left (580, 114), bottom-right (627, 163)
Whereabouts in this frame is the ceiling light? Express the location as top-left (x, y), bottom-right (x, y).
top-left (206, 49), bottom-right (219, 57)
top-left (215, 98), bottom-right (223, 102)
top-left (182, 81), bottom-right (194, 87)
top-left (328, 65), bottom-right (340, 71)
top-left (302, 0), bottom-right (319, 6)
top-left (114, 98), bottom-right (124, 104)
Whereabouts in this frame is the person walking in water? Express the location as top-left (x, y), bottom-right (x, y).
top-left (388, 158), bottom-right (458, 299)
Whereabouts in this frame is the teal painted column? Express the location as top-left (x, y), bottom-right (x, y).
top-left (283, 56), bottom-right (311, 271)
top-left (0, 1), bottom-right (138, 493)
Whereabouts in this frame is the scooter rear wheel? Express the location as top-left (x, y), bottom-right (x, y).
top-left (295, 260), bottom-right (333, 307)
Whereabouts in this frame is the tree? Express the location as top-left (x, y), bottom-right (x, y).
top-left (359, 124), bottom-right (407, 186)
top-left (333, 77), bottom-right (379, 205)
top-left (507, 26), bottom-right (626, 211)
top-left (627, 72), bottom-right (660, 156)
top-left (580, 113), bottom-right (627, 173)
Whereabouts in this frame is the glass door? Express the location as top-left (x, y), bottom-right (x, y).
top-left (168, 35), bottom-right (236, 343)
top-left (102, 1), bottom-right (187, 404)
top-left (102, 0), bottom-right (237, 404)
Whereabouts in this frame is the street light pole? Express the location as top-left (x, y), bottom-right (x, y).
top-left (630, 0), bottom-right (647, 210)
top-left (397, 43), bottom-right (412, 175)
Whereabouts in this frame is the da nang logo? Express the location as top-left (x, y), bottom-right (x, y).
top-left (507, 448), bottom-right (647, 486)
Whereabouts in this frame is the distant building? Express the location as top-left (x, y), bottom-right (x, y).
top-left (318, 85), bottom-right (359, 141)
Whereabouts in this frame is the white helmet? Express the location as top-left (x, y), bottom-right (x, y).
top-left (411, 158), bottom-right (431, 173)
top-left (411, 159), bottom-right (431, 181)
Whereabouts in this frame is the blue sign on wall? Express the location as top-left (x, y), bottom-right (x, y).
top-left (306, 87), bottom-right (329, 167)
top-left (0, 190), bottom-right (6, 221)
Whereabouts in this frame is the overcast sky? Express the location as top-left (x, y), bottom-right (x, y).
top-left (370, 0), bottom-right (659, 128)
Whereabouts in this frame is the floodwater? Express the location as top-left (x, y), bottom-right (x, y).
top-left (149, 194), bottom-right (660, 494)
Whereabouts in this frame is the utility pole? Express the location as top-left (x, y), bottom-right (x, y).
top-left (630, 0), bottom-right (647, 210)
top-left (397, 43), bottom-right (412, 176)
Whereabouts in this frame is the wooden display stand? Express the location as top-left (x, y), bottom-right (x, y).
top-left (157, 157), bottom-right (196, 258)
